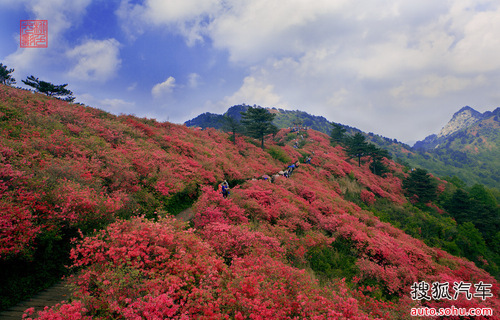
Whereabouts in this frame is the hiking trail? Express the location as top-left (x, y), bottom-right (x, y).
top-left (0, 153), bottom-right (310, 318)
top-left (0, 280), bottom-right (71, 319)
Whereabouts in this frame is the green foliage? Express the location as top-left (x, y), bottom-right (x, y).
top-left (240, 106), bottom-right (278, 149)
top-left (366, 144), bottom-right (391, 176)
top-left (0, 63), bottom-right (16, 85)
top-left (306, 238), bottom-right (359, 283)
top-left (469, 184), bottom-right (498, 208)
top-left (0, 229), bottom-right (75, 310)
top-left (266, 146), bottom-right (292, 164)
top-left (344, 133), bottom-right (391, 175)
top-left (163, 185), bottom-right (199, 216)
top-left (220, 114), bottom-right (242, 144)
top-left (402, 168), bottom-right (438, 203)
top-left (443, 175), bottom-right (467, 189)
top-left (444, 187), bottom-right (500, 241)
top-left (330, 122), bottom-right (346, 145)
top-left (271, 109), bottom-right (332, 133)
top-left (285, 133), bottom-right (297, 141)
top-left (400, 109), bottom-right (500, 189)
top-left (456, 222), bottom-right (488, 266)
top-left (22, 75), bottom-right (75, 102)
top-left (345, 133), bottom-right (369, 167)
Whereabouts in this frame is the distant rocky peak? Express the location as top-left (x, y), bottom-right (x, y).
top-left (437, 106), bottom-right (482, 138)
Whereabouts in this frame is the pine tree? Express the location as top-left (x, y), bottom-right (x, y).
top-left (402, 168), bottom-right (438, 203)
top-left (0, 63), bottom-right (16, 85)
top-left (366, 143), bottom-right (390, 176)
top-left (22, 75), bottom-right (75, 102)
top-left (221, 114), bottom-right (242, 144)
top-left (330, 122), bottom-right (346, 145)
top-left (345, 132), bottom-right (369, 166)
top-left (240, 106), bottom-right (277, 149)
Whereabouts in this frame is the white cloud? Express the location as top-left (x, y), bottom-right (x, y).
top-left (4, 0), bottom-right (93, 76)
top-left (390, 75), bottom-right (487, 99)
top-left (188, 73), bottom-right (201, 88)
top-left (100, 98), bottom-right (135, 112)
top-left (116, 0), bottom-right (220, 44)
top-left (327, 88), bottom-right (349, 108)
top-left (127, 82), bottom-right (138, 91)
top-left (66, 39), bottom-right (122, 81)
top-left (152, 76), bottom-right (176, 97)
top-left (113, 0), bottom-right (500, 141)
top-left (141, 0), bottom-right (220, 24)
top-left (77, 93), bottom-right (135, 113)
top-left (210, 0), bottom-right (354, 63)
top-left (28, 0), bottom-right (92, 43)
top-left (221, 76), bottom-right (285, 108)
top-left (450, 7), bottom-right (500, 73)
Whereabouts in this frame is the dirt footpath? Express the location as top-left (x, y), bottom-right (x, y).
top-left (176, 207), bottom-right (195, 222)
top-left (0, 280), bottom-right (71, 319)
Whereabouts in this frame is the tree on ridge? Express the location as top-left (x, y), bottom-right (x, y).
top-left (240, 106), bottom-right (278, 149)
top-left (22, 75), bottom-right (75, 102)
top-left (0, 63), bottom-right (16, 85)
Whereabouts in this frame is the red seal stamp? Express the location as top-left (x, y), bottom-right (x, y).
top-left (20, 20), bottom-right (48, 48)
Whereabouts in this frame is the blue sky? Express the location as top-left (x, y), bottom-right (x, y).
top-left (2, 0), bottom-right (500, 144)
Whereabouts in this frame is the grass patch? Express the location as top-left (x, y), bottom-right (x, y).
top-left (266, 146), bottom-right (292, 164)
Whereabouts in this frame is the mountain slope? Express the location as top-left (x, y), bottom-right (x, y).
top-left (414, 106), bottom-right (493, 150)
top-left (185, 104), bottom-right (338, 134)
top-left (405, 107), bottom-right (500, 188)
top-left (1, 85), bottom-right (499, 318)
top-left (186, 105), bottom-right (500, 189)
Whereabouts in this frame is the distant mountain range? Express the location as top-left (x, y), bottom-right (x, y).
top-left (414, 106), bottom-right (499, 149)
top-left (185, 104), bottom-right (335, 134)
top-left (185, 105), bottom-right (500, 189)
top-left (403, 106), bottom-right (500, 189)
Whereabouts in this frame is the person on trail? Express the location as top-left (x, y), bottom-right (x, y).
top-left (305, 156), bottom-right (311, 164)
top-left (222, 180), bottom-right (230, 198)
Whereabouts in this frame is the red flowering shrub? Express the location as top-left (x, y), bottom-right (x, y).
top-left (0, 163), bottom-right (41, 258)
top-left (0, 201), bottom-right (41, 258)
top-left (360, 189), bottom-right (376, 205)
top-left (29, 217), bottom-right (380, 319)
top-left (200, 222), bottom-right (284, 261)
top-left (217, 255), bottom-right (375, 319)
top-left (1, 85), bottom-right (499, 318)
top-left (193, 185), bottom-right (248, 228)
top-left (26, 217), bottom-right (224, 319)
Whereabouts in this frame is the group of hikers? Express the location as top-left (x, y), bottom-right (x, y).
top-left (217, 154), bottom-right (313, 198)
top-left (289, 126), bottom-right (309, 133)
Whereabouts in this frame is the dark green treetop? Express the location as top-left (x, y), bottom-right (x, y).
top-left (366, 143), bottom-right (391, 176)
top-left (0, 63), bottom-right (16, 85)
top-left (240, 106), bottom-right (278, 149)
top-left (22, 75), bottom-right (75, 102)
top-left (330, 122), bottom-right (346, 145)
top-left (402, 168), bottom-right (438, 203)
top-left (221, 114), bottom-right (242, 144)
top-left (345, 132), bottom-right (369, 166)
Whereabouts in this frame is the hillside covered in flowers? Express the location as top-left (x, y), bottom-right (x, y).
top-left (0, 84), bottom-right (499, 319)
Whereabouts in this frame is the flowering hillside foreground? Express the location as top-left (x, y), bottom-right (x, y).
top-left (0, 85), bottom-right (498, 319)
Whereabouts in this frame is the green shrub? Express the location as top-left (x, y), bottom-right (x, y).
top-left (0, 229), bottom-right (75, 310)
top-left (306, 238), bottom-right (358, 283)
top-left (266, 146), bottom-right (291, 164)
